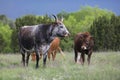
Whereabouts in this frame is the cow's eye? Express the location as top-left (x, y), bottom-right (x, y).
top-left (58, 22), bottom-right (62, 25)
top-left (60, 26), bottom-right (63, 28)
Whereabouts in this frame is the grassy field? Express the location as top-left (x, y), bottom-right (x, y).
top-left (0, 52), bottom-right (120, 80)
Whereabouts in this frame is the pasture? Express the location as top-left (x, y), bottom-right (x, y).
top-left (0, 52), bottom-right (120, 80)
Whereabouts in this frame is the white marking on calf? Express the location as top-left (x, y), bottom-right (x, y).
top-left (81, 46), bottom-right (87, 50)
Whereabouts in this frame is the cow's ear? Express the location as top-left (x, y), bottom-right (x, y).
top-left (52, 22), bottom-right (58, 27)
top-left (84, 32), bottom-right (90, 38)
top-left (60, 16), bottom-right (64, 22)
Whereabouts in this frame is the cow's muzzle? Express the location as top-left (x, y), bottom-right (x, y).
top-left (63, 31), bottom-right (70, 37)
top-left (64, 33), bottom-right (70, 37)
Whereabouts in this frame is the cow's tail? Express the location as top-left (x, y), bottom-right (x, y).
top-left (58, 47), bottom-right (65, 60)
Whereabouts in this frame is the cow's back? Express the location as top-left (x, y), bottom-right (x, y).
top-left (19, 26), bottom-right (38, 50)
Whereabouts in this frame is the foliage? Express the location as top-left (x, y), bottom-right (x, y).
top-left (15, 14), bottom-right (52, 29)
top-left (10, 29), bottom-right (19, 53)
top-left (61, 6), bottom-right (113, 51)
top-left (90, 15), bottom-right (120, 51)
top-left (0, 33), bottom-right (6, 52)
top-left (0, 6), bottom-right (120, 53)
top-left (0, 22), bottom-right (13, 53)
top-left (0, 15), bottom-right (15, 29)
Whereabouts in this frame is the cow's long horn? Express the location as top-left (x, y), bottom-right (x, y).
top-left (52, 15), bottom-right (58, 22)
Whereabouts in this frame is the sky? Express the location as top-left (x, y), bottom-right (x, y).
top-left (0, 0), bottom-right (120, 20)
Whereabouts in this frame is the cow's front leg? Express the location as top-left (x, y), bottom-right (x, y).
top-left (20, 49), bottom-right (25, 66)
top-left (42, 44), bottom-right (50, 67)
top-left (26, 52), bottom-right (30, 66)
top-left (35, 49), bottom-right (40, 68)
top-left (43, 53), bottom-right (47, 66)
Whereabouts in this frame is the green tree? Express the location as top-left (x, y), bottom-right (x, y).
top-left (0, 22), bottom-right (13, 53)
top-left (0, 34), bottom-right (6, 52)
top-left (0, 15), bottom-right (15, 28)
top-left (90, 14), bottom-right (120, 51)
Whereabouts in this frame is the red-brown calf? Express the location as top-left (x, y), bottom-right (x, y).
top-left (74, 32), bottom-right (94, 65)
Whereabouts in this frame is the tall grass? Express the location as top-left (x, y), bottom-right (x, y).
top-left (0, 52), bottom-right (120, 80)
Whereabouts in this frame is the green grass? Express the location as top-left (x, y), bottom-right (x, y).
top-left (0, 52), bottom-right (120, 80)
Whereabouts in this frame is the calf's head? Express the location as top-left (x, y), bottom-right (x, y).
top-left (51, 15), bottom-right (69, 37)
top-left (81, 33), bottom-right (93, 50)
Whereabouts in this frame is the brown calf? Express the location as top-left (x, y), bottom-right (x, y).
top-left (47, 37), bottom-right (64, 61)
top-left (74, 32), bottom-right (94, 65)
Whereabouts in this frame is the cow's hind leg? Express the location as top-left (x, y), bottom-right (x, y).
top-left (26, 52), bottom-right (31, 66)
top-left (21, 53), bottom-right (25, 66)
top-left (21, 49), bottom-right (25, 66)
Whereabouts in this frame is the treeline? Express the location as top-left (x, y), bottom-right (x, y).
top-left (0, 6), bottom-right (120, 53)
top-left (90, 15), bottom-right (120, 51)
top-left (0, 15), bottom-right (14, 53)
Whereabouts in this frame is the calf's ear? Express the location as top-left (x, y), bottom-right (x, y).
top-left (90, 36), bottom-right (94, 40)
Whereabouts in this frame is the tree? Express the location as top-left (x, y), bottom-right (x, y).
top-left (0, 22), bottom-right (13, 53)
top-left (0, 15), bottom-right (15, 28)
top-left (90, 14), bottom-right (120, 51)
top-left (0, 34), bottom-right (6, 52)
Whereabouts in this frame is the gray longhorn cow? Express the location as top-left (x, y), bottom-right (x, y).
top-left (18, 15), bottom-right (69, 68)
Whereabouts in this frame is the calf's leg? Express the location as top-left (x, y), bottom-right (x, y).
top-left (87, 52), bottom-right (92, 65)
top-left (74, 49), bottom-right (78, 63)
top-left (48, 50), bottom-right (51, 61)
top-left (53, 51), bottom-right (56, 61)
top-left (80, 53), bottom-right (85, 65)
